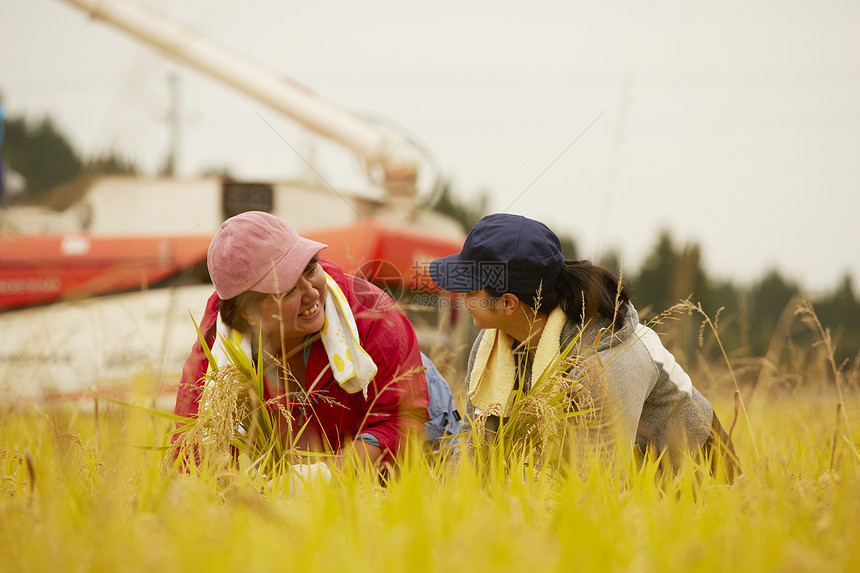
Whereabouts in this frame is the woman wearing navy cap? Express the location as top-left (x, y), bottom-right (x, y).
top-left (430, 213), bottom-right (739, 479)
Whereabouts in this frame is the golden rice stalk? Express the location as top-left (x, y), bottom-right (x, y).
top-left (167, 365), bottom-right (251, 468)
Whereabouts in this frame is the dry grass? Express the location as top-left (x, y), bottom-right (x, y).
top-left (1, 298), bottom-right (860, 571)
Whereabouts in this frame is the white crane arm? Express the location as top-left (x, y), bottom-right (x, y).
top-left (58, 0), bottom-right (423, 193)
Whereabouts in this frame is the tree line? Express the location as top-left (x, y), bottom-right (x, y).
top-left (3, 112), bottom-right (858, 370)
top-left (0, 114), bottom-right (137, 200)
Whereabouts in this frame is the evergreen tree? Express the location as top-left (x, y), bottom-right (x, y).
top-left (2, 116), bottom-right (82, 198)
top-left (597, 249), bottom-right (621, 277)
top-left (428, 181), bottom-right (488, 233)
top-left (634, 230), bottom-right (681, 315)
top-left (558, 234), bottom-right (578, 260)
top-left (1, 114), bottom-right (140, 200)
top-left (812, 274), bottom-right (860, 363)
top-left (747, 269), bottom-right (800, 356)
top-left (85, 152), bottom-right (138, 175)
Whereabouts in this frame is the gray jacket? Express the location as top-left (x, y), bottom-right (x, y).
top-left (465, 303), bottom-right (714, 461)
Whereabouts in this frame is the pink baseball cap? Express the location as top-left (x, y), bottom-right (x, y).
top-left (207, 211), bottom-right (327, 300)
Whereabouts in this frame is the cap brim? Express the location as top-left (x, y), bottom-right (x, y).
top-left (429, 252), bottom-right (485, 293)
top-left (252, 237), bottom-right (327, 294)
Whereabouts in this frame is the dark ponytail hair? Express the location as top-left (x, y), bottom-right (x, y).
top-left (491, 259), bottom-right (630, 327)
top-left (552, 259), bottom-right (630, 326)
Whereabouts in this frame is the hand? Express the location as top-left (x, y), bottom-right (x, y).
top-left (335, 440), bottom-right (383, 470)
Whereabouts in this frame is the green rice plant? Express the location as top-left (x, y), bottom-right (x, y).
top-left (4, 297), bottom-right (860, 572)
top-left (101, 316), bottom-right (308, 480)
top-left (795, 299), bottom-right (857, 457)
top-left (3, 384), bottom-right (860, 572)
top-left (473, 335), bottom-right (596, 477)
top-left (670, 298), bottom-right (759, 458)
top-left (465, 293), bottom-right (600, 482)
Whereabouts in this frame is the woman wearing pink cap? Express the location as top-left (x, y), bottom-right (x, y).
top-left (174, 211), bottom-right (430, 468)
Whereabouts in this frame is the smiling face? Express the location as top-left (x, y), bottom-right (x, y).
top-left (244, 256), bottom-right (327, 352)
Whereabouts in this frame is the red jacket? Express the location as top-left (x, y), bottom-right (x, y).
top-left (173, 259), bottom-right (429, 461)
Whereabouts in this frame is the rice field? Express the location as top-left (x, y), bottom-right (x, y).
top-left (2, 309), bottom-right (859, 572)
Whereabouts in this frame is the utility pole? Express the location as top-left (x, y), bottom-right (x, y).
top-left (165, 70), bottom-right (180, 176)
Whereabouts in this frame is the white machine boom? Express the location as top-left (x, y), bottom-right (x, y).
top-left (58, 0), bottom-right (425, 196)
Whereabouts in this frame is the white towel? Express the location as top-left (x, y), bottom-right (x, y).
top-left (318, 272), bottom-right (377, 398)
top-left (468, 305), bottom-right (567, 416)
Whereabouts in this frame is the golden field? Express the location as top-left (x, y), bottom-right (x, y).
top-left (2, 304), bottom-right (859, 573)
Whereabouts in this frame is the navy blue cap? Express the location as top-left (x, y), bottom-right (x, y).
top-left (429, 213), bottom-right (564, 294)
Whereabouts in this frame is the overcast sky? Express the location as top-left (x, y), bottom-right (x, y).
top-left (2, 0), bottom-right (859, 294)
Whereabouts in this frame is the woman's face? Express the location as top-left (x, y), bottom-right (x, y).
top-left (463, 289), bottom-right (505, 330)
top-left (245, 258), bottom-right (327, 351)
